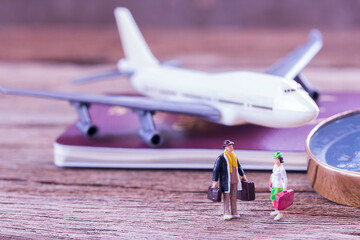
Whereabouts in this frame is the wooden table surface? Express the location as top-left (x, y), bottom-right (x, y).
top-left (0, 28), bottom-right (359, 239)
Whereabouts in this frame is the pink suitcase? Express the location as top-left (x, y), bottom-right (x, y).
top-left (274, 190), bottom-right (294, 210)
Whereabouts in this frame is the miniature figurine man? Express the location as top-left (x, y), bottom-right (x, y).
top-left (212, 140), bottom-right (247, 220)
top-left (269, 151), bottom-right (288, 221)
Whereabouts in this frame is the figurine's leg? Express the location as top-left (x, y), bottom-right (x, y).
top-left (274, 211), bottom-right (284, 221)
top-left (223, 193), bottom-right (232, 220)
top-left (230, 183), bottom-right (239, 217)
top-left (270, 189), bottom-right (279, 216)
top-left (271, 189), bottom-right (284, 221)
top-left (223, 193), bottom-right (230, 215)
top-left (270, 200), bottom-right (278, 216)
top-left (272, 200), bottom-right (282, 213)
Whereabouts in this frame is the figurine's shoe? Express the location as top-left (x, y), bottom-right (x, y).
top-left (274, 213), bottom-right (283, 221)
top-left (223, 214), bottom-right (233, 220)
top-left (270, 211), bottom-right (279, 216)
top-left (232, 214), bottom-right (240, 218)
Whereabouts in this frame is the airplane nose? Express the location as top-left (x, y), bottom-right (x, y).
top-left (274, 93), bottom-right (319, 127)
top-left (295, 96), bottom-right (319, 123)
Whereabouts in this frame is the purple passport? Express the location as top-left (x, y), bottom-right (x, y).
top-left (54, 93), bottom-right (360, 169)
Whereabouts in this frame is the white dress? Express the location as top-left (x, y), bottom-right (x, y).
top-left (271, 164), bottom-right (288, 189)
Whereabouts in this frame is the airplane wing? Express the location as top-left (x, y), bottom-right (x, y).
top-left (73, 70), bottom-right (133, 84)
top-left (0, 86), bottom-right (220, 121)
top-left (265, 29), bottom-right (323, 80)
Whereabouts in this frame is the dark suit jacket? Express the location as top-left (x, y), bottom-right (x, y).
top-left (212, 153), bottom-right (245, 193)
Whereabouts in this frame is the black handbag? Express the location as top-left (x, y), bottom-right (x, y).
top-left (237, 179), bottom-right (255, 201)
top-left (207, 186), bottom-right (222, 202)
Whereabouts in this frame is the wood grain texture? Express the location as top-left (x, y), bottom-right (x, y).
top-left (0, 29), bottom-right (360, 239)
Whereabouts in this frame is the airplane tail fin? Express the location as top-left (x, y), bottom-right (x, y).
top-left (114, 7), bottom-right (159, 69)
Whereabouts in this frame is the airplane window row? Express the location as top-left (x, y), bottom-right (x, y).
top-left (219, 99), bottom-right (272, 110)
top-left (159, 89), bottom-right (177, 96)
top-left (183, 95), bottom-right (273, 111)
top-left (251, 104), bottom-right (273, 110)
top-left (284, 89), bottom-right (296, 93)
top-left (150, 87), bottom-right (273, 111)
top-left (218, 99), bottom-right (244, 106)
top-left (183, 93), bottom-right (211, 101)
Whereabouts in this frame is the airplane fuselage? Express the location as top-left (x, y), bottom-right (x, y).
top-left (130, 66), bottom-right (319, 128)
top-left (0, 8), bottom-right (323, 149)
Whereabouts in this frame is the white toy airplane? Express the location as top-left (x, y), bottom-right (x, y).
top-left (0, 7), bottom-right (322, 147)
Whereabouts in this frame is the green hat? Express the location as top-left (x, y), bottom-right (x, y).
top-left (274, 151), bottom-right (283, 158)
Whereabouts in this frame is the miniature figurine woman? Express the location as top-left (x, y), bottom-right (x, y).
top-left (270, 151), bottom-right (288, 221)
top-left (212, 140), bottom-right (247, 220)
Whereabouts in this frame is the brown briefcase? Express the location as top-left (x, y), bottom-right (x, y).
top-left (237, 179), bottom-right (255, 201)
top-left (207, 186), bottom-right (222, 202)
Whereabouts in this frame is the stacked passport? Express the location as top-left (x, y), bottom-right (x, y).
top-left (54, 93), bottom-right (359, 170)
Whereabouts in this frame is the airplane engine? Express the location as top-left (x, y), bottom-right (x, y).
top-left (135, 110), bottom-right (163, 147)
top-left (294, 74), bottom-right (320, 101)
top-left (138, 128), bottom-right (162, 147)
top-left (72, 102), bottom-right (98, 137)
top-left (76, 120), bottom-right (98, 137)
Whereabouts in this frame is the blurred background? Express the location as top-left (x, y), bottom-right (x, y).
top-left (0, 0), bottom-right (359, 69)
top-left (0, 0), bottom-right (360, 66)
top-left (2, 0), bottom-right (360, 28)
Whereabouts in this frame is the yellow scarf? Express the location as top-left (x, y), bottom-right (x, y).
top-left (224, 150), bottom-right (237, 173)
